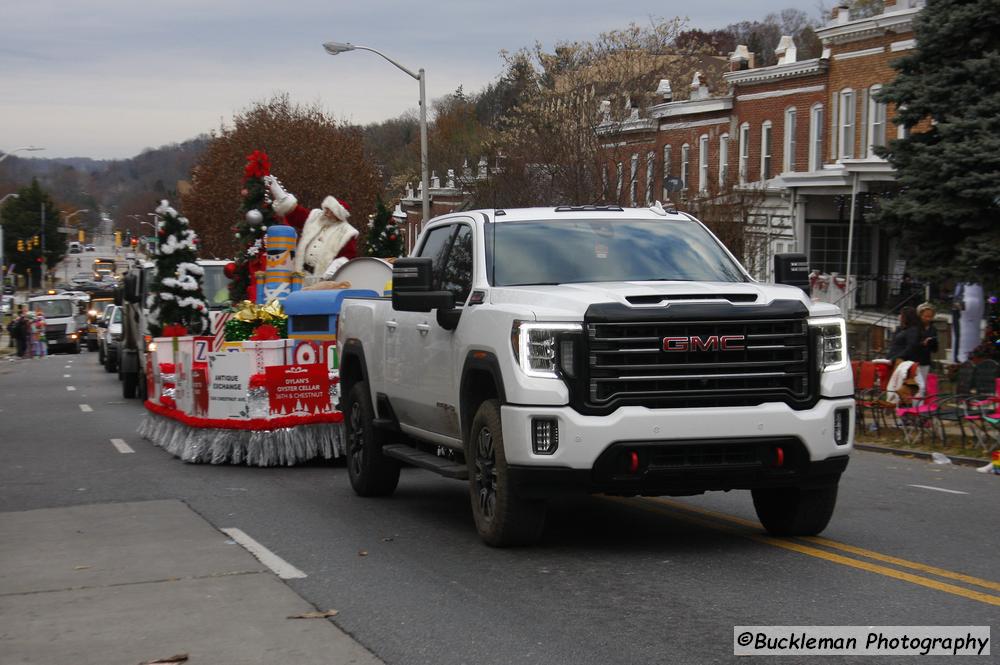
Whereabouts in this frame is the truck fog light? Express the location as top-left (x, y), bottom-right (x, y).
top-left (834, 408), bottom-right (850, 446)
top-left (532, 418), bottom-right (559, 455)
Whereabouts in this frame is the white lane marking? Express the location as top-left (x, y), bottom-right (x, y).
top-left (63, 374), bottom-right (71, 378)
top-left (79, 404), bottom-right (93, 412)
top-left (908, 484), bottom-right (968, 495)
top-left (109, 438), bottom-right (134, 454)
top-left (66, 386), bottom-right (76, 391)
top-left (220, 528), bottom-right (307, 579)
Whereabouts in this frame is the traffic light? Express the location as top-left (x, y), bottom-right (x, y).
top-left (78, 228), bottom-right (85, 243)
top-left (114, 231), bottom-right (122, 248)
top-left (17, 239), bottom-right (24, 252)
top-left (130, 237), bottom-right (138, 247)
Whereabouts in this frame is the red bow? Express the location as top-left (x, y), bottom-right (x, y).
top-left (162, 324), bottom-right (189, 337)
top-left (244, 150), bottom-right (271, 181)
top-left (250, 324), bottom-right (280, 341)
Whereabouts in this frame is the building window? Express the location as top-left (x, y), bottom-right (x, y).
top-left (738, 123), bottom-right (750, 184)
top-left (809, 103), bottom-right (824, 171)
top-left (681, 144), bottom-right (690, 191)
top-left (629, 153), bottom-right (638, 206)
top-left (645, 150), bottom-right (655, 205)
top-left (719, 133), bottom-right (729, 187)
top-left (662, 144), bottom-right (672, 198)
top-left (839, 89), bottom-right (855, 159)
top-left (783, 107), bottom-right (797, 173)
top-left (808, 222), bottom-right (874, 276)
top-left (698, 134), bottom-right (709, 194)
top-left (868, 85), bottom-right (886, 155)
top-left (616, 162), bottom-right (623, 200)
top-left (761, 121), bottom-right (773, 181)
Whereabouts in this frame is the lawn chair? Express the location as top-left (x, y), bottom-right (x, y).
top-left (895, 373), bottom-right (942, 445)
top-left (932, 362), bottom-right (976, 447)
top-left (853, 361), bottom-right (880, 433)
top-left (965, 376), bottom-right (1000, 452)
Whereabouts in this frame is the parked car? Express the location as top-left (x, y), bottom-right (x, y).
top-left (101, 305), bottom-right (122, 372)
top-left (68, 241), bottom-right (82, 254)
top-left (86, 294), bottom-right (116, 352)
top-left (1, 294), bottom-right (14, 315)
top-left (85, 244), bottom-right (96, 252)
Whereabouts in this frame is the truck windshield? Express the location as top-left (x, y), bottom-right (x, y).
top-left (201, 265), bottom-right (231, 309)
top-left (492, 218), bottom-right (746, 286)
top-left (30, 299), bottom-right (74, 318)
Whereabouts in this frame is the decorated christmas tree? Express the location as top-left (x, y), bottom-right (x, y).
top-left (364, 198), bottom-right (405, 258)
top-left (229, 150), bottom-right (281, 302)
top-left (146, 200), bottom-right (209, 337)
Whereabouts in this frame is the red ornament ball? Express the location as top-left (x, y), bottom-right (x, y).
top-left (388, 235), bottom-right (397, 241)
top-left (223, 261), bottom-right (238, 279)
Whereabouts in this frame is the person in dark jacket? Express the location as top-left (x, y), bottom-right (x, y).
top-left (915, 302), bottom-right (939, 389)
top-left (886, 306), bottom-right (922, 363)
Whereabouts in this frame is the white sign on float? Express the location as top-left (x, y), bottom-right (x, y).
top-left (207, 351), bottom-right (251, 419)
top-left (175, 348), bottom-right (194, 415)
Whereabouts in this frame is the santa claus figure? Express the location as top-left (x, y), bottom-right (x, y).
top-left (266, 176), bottom-right (359, 279)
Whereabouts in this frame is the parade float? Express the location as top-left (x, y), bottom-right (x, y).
top-left (138, 151), bottom-right (393, 466)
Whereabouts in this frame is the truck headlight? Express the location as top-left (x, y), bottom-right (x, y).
top-left (511, 322), bottom-right (582, 378)
top-left (809, 317), bottom-right (847, 372)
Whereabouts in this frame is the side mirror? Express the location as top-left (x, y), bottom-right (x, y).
top-left (773, 253), bottom-right (810, 292)
top-left (392, 258), bottom-right (455, 313)
top-left (123, 273), bottom-right (140, 304)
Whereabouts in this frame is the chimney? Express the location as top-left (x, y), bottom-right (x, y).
top-left (655, 79), bottom-right (673, 102)
top-left (775, 36), bottom-right (797, 65)
top-left (689, 71), bottom-right (710, 101)
top-left (729, 45), bottom-right (751, 71)
top-left (477, 156), bottom-right (488, 180)
top-left (431, 171), bottom-right (440, 189)
top-left (831, 2), bottom-right (851, 25)
top-left (462, 158), bottom-right (472, 180)
top-left (598, 99), bottom-right (611, 121)
top-left (446, 169), bottom-right (455, 189)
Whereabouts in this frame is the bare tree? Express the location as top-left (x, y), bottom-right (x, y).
top-left (182, 95), bottom-right (380, 260)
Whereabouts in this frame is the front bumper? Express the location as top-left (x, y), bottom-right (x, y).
top-left (500, 399), bottom-right (853, 496)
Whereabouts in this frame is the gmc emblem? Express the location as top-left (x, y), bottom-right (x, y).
top-left (662, 335), bottom-right (746, 352)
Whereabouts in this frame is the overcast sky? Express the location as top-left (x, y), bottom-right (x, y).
top-left (2, 0), bottom-right (810, 160)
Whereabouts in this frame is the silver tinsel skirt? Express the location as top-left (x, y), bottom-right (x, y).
top-left (138, 411), bottom-right (344, 467)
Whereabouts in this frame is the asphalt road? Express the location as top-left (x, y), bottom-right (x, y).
top-left (1, 350), bottom-right (998, 664)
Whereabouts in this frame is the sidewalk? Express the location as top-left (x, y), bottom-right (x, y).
top-left (0, 500), bottom-right (382, 665)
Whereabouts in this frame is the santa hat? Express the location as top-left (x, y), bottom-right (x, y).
top-left (322, 196), bottom-right (350, 223)
top-left (391, 203), bottom-right (407, 220)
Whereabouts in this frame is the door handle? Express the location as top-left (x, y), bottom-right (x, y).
top-left (385, 320), bottom-right (398, 331)
top-left (416, 322), bottom-right (431, 335)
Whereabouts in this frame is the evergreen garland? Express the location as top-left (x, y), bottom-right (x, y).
top-left (364, 197), bottom-right (405, 258)
top-left (229, 150), bottom-right (280, 302)
top-left (146, 200), bottom-right (208, 337)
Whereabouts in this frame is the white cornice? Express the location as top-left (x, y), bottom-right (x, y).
top-left (596, 118), bottom-right (656, 136)
top-left (723, 58), bottom-right (826, 86)
top-left (736, 84), bottom-right (826, 102)
top-left (815, 7), bottom-right (920, 45)
top-left (649, 96), bottom-right (732, 119)
top-left (658, 117), bottom-right (730, 132)
top-left (832, 46), bottom-right (885, 61)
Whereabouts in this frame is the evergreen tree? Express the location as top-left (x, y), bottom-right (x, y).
top-left (0, 180), bottom-right (66, 286)
top-left (146, 200), bottom-right (208, 336)
top-left (874, 0), bottom-right (1000, 289)
top-left (364, 198), bottom-right (405, 258)
top-left (229, 150), bottom-right (281, 302)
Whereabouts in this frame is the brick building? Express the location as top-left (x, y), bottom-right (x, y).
top-left (601, 0), bottom-right (925, 321)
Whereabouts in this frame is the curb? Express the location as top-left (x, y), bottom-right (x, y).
top-left (854, 442), bottom-right (989, 467)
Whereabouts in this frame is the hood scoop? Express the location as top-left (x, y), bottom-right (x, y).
top-left (625, 293), bottom-right (758, 305)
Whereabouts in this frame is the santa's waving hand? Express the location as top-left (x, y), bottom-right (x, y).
top-left (267, 176), bottom-right (358, 279)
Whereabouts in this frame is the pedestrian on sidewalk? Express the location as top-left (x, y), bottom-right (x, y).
top-left (915, 302), bottom-right (939, 395)
top-left (31, 311), bottom-right (46, 358)
top-left (10, 306), bottom-right (29, 358)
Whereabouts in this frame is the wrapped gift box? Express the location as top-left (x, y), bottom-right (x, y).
top-left (241, 339), bottom-right (294, 375)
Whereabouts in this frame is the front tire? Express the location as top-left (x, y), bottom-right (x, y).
top-left (752, 484), bottom-right (839, 536)
top-left (344, 381), bottom-right (400, 497)
top-left (467, 399), bottom-right (546, 547)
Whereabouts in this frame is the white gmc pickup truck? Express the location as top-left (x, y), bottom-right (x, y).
top-left (337, 205), bottom-right (853, 546)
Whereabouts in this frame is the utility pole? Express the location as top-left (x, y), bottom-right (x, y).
top-left (40, 202), bottom-right (46, 286)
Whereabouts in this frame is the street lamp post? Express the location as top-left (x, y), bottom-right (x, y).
top-left (322, 41), bottom-right (430, 228)
top-left (62, 209), bottom-right (89, 281)
top-left (0, 146), bottom-right (44, 165)
top-left (0, 193), bottom-right (19, 287)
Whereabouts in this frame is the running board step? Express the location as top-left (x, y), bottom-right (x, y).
top-left (382, 444), bottom-right (468, 480)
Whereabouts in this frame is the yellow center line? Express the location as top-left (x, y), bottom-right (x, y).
top-left (605, 497), bottom-right (1000, 608)
top-left (646, 497), bottom-right (1000, 594)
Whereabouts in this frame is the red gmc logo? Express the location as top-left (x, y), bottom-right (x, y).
top-left (662, 335), bottom-right (746, 352)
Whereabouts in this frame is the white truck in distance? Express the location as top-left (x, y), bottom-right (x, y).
top-left (337, 205), bottom-right (854, 546)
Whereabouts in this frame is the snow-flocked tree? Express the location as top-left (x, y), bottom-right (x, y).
top-left (146, 200), bottom-right (209, 336)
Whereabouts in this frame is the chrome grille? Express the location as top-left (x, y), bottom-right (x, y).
top-left (585, 317), bottom-right (811, 407)
top-left (46, 324), bottom-right (67, 339)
